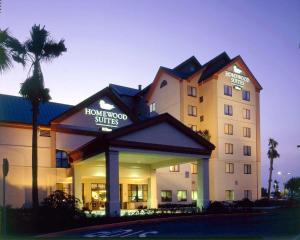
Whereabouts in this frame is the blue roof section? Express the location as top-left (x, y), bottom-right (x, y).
top-left (109, 84), bottom-right (141, 96)
top-left (0, 94), bottom-right (72, 126)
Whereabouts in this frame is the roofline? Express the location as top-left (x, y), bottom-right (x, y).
top-left (198, 55), bottom-right (263, 91)
top-left (51, 87), bottom-right (140, 124)
top-left (173, 56), bottom-right (201, 70)
top-left (69, 113), bottom-right (215, 160)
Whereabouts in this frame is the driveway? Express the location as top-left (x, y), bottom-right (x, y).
top-left (41, 208), bottom-right (300, 239)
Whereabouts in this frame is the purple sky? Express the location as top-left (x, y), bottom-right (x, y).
top-left (1, 0), bottom-right (299, 189)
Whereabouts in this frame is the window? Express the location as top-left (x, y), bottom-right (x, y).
top-left (161, 190), bottom-right (172, 202)
top-left (189, 125), bottom-right (197, 131)
top-left (243, 146), bottom-right (251, 156)
top-left (187, 86), bottom-right (197, 97)
top-left (244, 164), bottom-right (252, 174)
top-left (225, 163), bottom-right (234, 174)
top-left (191, 163), bottom-right (197, 174)
top-left (191, 191), bottom-right (197, 201)
top-left (244, 190), bottom-right (252, 200)
top-left (199, 96), bottom-right (203, 103)
top-left (225, 190), bottom-right (235, 201)
top-left (40, 129), bottom-right (50, 137)
top-left (149, 102), bottom-right (156, 112)
top-left (224, 85), bottom-right (232, 96)
top-left (242, 90), bottom-right (250, 101)
top-left (170, 165), bottom-right (180, 172)
top-left (200, 115), bottom-right (204, 122)
top-left (177, 190), bottom-right (187, 202)
top-left (243, 127), bottom-right (251, 138)
top-left (188, 105), bottom-right (197, 116)
top-left (128, 184), bottom-right (148, 202)
top-left (56, 183), bottom-right (72, 195)
top-left (224, 123), bottom-right (233, 135)
top-left (160, 80), bottom-right (167, 88)
top-left (225, 143), bottom-right (233, 154)
top-left (243, 109), bottom-right (251, 120)
top-left (224, 104), bottom-right (233, 116)
top-left (56, 150), bottom-right (69, 168)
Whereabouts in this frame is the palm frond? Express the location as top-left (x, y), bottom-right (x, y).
top-left (0, 46), bottom-right (12, 73)
top-left (42, 39), bottom-right (66, 61)
top-left (27, 24), bottom-right (49, 56)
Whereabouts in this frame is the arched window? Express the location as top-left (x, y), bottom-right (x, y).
top-left (160, 80), bottom-right (167, 88)
top-left (56, 150), bottom-right (69, 168)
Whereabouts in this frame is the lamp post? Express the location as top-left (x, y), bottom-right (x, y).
top-left (2, 158), bottom-right (9, 237)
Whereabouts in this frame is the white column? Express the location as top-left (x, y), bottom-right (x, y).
top-left (72, 164), bottom-right (83, 208)
top-left (105, 150), bottom-right (120, 217)
top-left (197, 158), bottom-right (210, 210)
top-left (147, 168), bottom-right (158, 209)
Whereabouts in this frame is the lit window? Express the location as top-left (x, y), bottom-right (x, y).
top-left (225, 143), bottom-right (233, 154)
top-left (177, 190), bottom-right (187, 202)
top-left (187, 86), bottom-right (197, 97)
top-left (40, 129), bottom-right (51, 137)
top-left (225, 190), bottom-right (234, 201)
top-left (243, 109), bottom-right (251, 120)
top-left (199, 96), bottom-right (203, 103)
top-left (243, 146), bottom-right (251, 156)
top-left (191, 191), bottom-right (197, 201)
top-left (191, 163), bottom-right (197, 174)
top-left (242, 90), bottom-right (250, 101)
top-left (161, 190), bottom-right (172, 202)
top-left (243, 127), bottom-right (251, 138)
top-left (244, 190), bottom-right (252, 200)
top-left (225, 163), bottom-right (234, 174)
top-left (128, 184), bottom-right (148, 202)
top-left (224, 85), bottom-right (232, 96)
top-left (56, 150), bottom-right (69, 168)
top-left (244, 164), bottom-right (252, 174)
top-left (170, 165), bottom-right (180, 172)
top-left (224, 123), bottom-right (233, 135)
top-left (189, 124), bottom-right (197, 131)
top-left (150, 102), bottom-right (156, 112)
top-left (188, 105), bottom-right (197, 116)
top-left (200, 115), bottom-right (204, 122)
top-left (224, 104), bottom-right (233, 116)
top-left (160, 80), bottom-right (167, 88)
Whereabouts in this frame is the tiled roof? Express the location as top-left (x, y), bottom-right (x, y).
top-left (109, 84), bottom-right (141, 96)
top-left (160, 52), bottom-right (232, 82)
top-left (0, 94), bottom-right (72, 126)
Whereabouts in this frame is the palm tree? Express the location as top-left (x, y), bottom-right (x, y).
top-left (0, 28), bottom-right (25, 73)
top-left (267, 138), bottom-right (280, 199)
top-left (19, 25), bottom-right (66, 211)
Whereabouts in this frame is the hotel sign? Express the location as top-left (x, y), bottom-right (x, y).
top-left (225, 65), bottom-right (250, 90)
top-left (84, 98), bottom-right (129, 132)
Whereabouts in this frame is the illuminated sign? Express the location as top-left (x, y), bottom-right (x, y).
top-left (84, 98), bottom-right (128, 132)
top-left (225, 65), bottom-right (250, 90)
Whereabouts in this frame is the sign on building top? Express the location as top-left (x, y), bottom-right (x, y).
top-left (225, 64), bottom-right (250, 90)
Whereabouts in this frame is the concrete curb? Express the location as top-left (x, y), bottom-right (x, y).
top-left (37, 211), bottom-right (266, 238)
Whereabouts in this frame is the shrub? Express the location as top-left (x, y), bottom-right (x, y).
top-left (235, 198), bottom-right (254, 208)
top-left (206, 201), bottom-right (228, 213)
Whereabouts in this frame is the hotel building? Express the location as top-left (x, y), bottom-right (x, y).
top-left (0, 52), bottom-right (261, 216)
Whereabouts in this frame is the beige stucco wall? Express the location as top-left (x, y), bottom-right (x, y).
top-left (0, 126), bottom-right (69, 207)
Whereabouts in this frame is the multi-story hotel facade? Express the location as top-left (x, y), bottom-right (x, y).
top-left (147, 52), bottom-right (262, 201)
top-left (0, 52), bottom-right (262, 216)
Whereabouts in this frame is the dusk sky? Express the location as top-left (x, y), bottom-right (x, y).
top-left (1, 0), bottom-right (299, 188)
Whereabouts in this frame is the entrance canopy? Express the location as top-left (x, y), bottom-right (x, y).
top-left (69, 113), bottom-right (215, 163)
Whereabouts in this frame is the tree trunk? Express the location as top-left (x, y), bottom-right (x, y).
top-left (32, 101), bottom-right (39, 211)
top-left (267, 158), bottom-right (273, 199)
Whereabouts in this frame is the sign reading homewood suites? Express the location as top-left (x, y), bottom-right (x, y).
top-left (225, 65), bottom-right (250, 90)
top-left (84, 97), bottom-right (129, 132)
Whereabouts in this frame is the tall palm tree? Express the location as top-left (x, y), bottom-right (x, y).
top-left (19, 25), bottom-right (66, 211)
top-left (0, 28), bottom-right (25, 73)
top-left (267, 138), bottom-right (280, 199)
